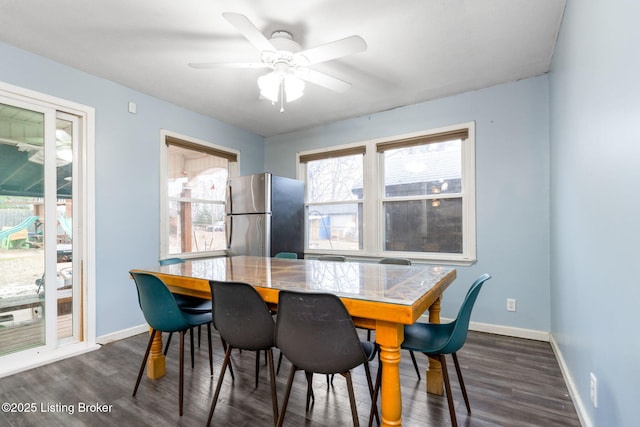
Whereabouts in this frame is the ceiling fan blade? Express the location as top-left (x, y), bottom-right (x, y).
top-left (189, 62), bottom-right (269, 69)
top-left (296, 68), bottom-right (352, 93)
top-left (296, 35), bottom-right (367, 66)
top-left (222, 12), bottom-right (276, 53)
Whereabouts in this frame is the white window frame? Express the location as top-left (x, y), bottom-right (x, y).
top-left (300, 146), bottom-right (367, 253)
top-left (159, 130), bottom-right (239, 260)
top-left (297, 122), bottom-right (476, 265)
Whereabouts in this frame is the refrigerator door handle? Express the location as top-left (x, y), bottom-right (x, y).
top-left (226, 216), bottom-right (232, 249)
top-left (226, 180), bottom-right (233, 214)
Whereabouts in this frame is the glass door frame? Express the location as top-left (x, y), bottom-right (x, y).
top-left (0, 81), bottom-right (96, 376)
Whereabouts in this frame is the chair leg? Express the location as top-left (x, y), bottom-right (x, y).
top-left (179, 330), bottom-right (185, 416)
top-left (163, 331), bottom-right (172, 355)
top-left (221, 338), bottom-right (235, 380)
top-left (207, 323), bottom-right (213, 376)
top-left (305, 371), bottom-right (315, 411)
top-left (189, 327), bottom-right (195, 369)
top-left (344, 371), bottom-right (360, 427)
top-left (326, 373), bottom-right (334, 388)
top-left (206, 345), bottom-right (234, 426)
top-left (367, 329), bottom-right (372, 341)
top-left (368, 356), bottom-right (383, 427)
top-left (266, 349), bottom-right (279, 425)
top-left (198, 324), bottom-right (202, 348)
top-left (133, 329), bottom-right (157, 397)
top-left (439, 354), bottom-right (458, 427)
top-left (276, 365), bottom-right (298, 427)
top-left (276, 351), bottom-right (284, 374)
top-left (409, 350), bottom-right (421, 380)
top-left (255, 351), bottom-right (260, 388)
top-left (452, 352), bottom-right (471, 414)
top-left (363, 361), bottom-right (380, 426)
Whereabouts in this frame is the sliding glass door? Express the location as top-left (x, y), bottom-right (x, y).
top-left (0, 98), bottom-right (81, 357)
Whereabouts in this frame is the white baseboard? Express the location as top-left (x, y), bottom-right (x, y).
top-left (96, 323), bottom-right (148, 345)
top-left (550, 335), bottom-right (592, 427)
top-left (418, 314), bottom-right (550, 342)
top-left (467, 320), bottom-right (550, 341)
top-left (0, 342), bottom-right (100, 379)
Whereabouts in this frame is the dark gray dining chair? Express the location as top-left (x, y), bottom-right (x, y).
top-left (317, 255), bottom-right (347, 262)
top-left (275, 290), bottom-right (379, 426)
top-left (206, 280), bottom-right (279, 426)
top-left (379, 257), bottom-right (412, 266)
top-left (377, 257), bottom-right (420, 375)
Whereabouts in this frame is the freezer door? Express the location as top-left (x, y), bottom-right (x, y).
top-left (226, 173), bottom-right (271, 214)
top-left (227, 213), bottom-right (271, 257)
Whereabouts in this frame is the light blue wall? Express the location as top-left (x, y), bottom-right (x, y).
top-left (266, 77), bottom-right (551, 331)
top-left (0, 43), bottom-right (265, 336)
top-left (549, 1), bottom-right (640, 426)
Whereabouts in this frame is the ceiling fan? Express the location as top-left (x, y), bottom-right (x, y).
top-left (189, 13), bottom-right (367, 111)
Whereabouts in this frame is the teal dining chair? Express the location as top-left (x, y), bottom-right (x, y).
top-left (159, 258), bottom-right (212, 366)
top-left (130, 271), bottom-right (214, 416)
top-left (395, 273), bottom-right (492, 427)
top-left (274, 252), bottom-right (297, 259)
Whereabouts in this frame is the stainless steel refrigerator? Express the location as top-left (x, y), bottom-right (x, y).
top-left (225, 173), bottom-right (304, 258)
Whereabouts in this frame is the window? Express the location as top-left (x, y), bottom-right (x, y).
top-left (300, 147), bottom-right (365, 251)
top-left (160, 132), bottom-right (238, 258)
top-left (298, 123), bottom-right (475, 263)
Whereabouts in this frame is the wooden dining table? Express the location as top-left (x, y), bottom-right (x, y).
top-left (131, 255), bottom-right (456, 427)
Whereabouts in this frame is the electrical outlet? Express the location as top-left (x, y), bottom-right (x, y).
top-left (590, 372), bottom-right (598, 407)
top-left (506, 298), bottom-right (516, 312)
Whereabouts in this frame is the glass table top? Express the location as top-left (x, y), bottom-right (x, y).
top-left (153, 255), bottom-right (455, 306)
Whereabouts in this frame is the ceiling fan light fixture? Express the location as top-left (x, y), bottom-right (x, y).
top-left (257, 69), bottom-right (305, 109)
top-left (283, 73), bottom-right (304, 102)
top-left (257, 72), bottom-right (281, 102)
top-left (191, 13), bottom-right (367, 113)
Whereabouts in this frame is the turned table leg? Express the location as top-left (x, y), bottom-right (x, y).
top-left (376, 321), bottom-right (404, 426)
top-left (146, 327), bottom-right (166, 379)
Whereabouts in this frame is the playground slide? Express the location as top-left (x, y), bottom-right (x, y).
top-left (57, 215), bottom-right (72, 238)
top-left (0, 216), bottom-right (39, 241)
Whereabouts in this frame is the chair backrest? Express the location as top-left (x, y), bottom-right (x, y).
top-left (275, 290), bottom-right (366, 374)
top-left (440, 273), bottom-right (492, 354)
top-left (130, 271), bottom-right (191, 332)
top-left (159, 257), bottom-right (185, 266)
top-left (209, 280), bottom-right (275, 350)
top-left (317, 255), bottom-right (346, 262)
top-left (379, 257), bottom-right (412, 265)
top-left (274, 252), bottom-right (297, 259)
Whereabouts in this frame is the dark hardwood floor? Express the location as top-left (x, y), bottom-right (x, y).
top-left (0, 330), bottom-right (581, 426)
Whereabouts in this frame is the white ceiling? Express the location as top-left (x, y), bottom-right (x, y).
top-left (0, 0), bottom-right (566, 137)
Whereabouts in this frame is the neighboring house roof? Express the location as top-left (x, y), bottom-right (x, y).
top-left (352, 149), bottom-right (461, 191)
